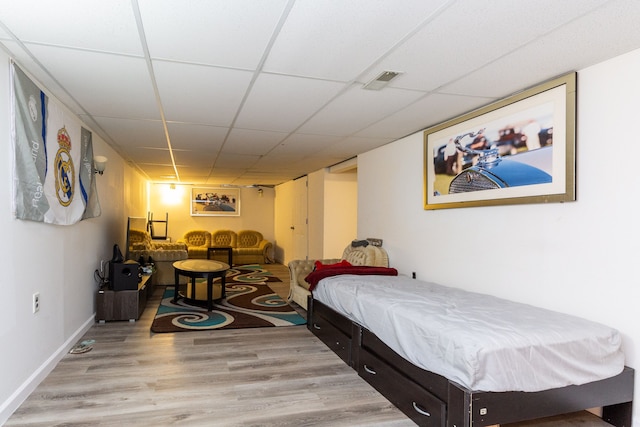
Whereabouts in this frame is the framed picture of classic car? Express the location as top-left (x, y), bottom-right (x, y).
top-left (190, 187), bottom-right (240, 216)
top-left (424, 72), bottom-right (576, 210)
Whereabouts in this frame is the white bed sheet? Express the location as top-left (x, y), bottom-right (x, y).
top-left (313, 274), bottom-right (624, 392)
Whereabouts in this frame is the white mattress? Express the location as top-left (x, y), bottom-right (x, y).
top-left (313, 274), bottom-right (624, 392)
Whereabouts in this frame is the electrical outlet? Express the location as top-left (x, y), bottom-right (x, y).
top-left (33, 292), bottom-right (40, 313)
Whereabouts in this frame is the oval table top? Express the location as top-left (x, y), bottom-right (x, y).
top-left (173, 259), bottom-right (229, 273)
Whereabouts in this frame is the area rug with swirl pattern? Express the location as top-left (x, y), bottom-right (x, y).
top-left (151, 265), bottom-right (306, 333)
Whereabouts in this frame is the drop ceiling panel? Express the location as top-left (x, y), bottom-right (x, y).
top-left (298, 84), bottom-right (426, 136)
top-left (437, 55), bottom-right (556, 100)
top-left (356, 93), bottom-right (495, 139)
top-left (174, 167), bottom-right (212, 180)
top-left (135, 164), bottom-right (178, 177)
top-left (166, 122), bottom-right (227, 152)
top-left (207, 173), bottom-right (251, 185)
top-left (178, 175), bottom-right (213, 184)
top-left (0, 0), bottom-right (143, 55)
top-left (123, 147), bottom-right (173, 165)
top-left (173, 150), bottom-right (218, 169)
top-left (253, 154), bottom-right (305, 168)
top-left (323, 136), bottom-right (391, 158)
top-left (92, 117), bottom-right (167, 149)
top-left (442, 1), bottom-right (640, 98)
top-left (235, 73), bottom-right (345, 132)
top-left (223, 128), bottom-right (289, 155)
top-left (209, 168), bottom-right (246, 178)
top-left (154, 61), bottom-right (253, 125)
top-left (215, 153), bottom-right (261, 169)
top-left (263, 0), bottom-right (451, 81)
top-left (25, 44), bottom-right (158, 119)
top-left (359, 0), bottom-right (608, 93)
top-left (271, 133), bottom-right (343, 156)
top-left (138, 0), bottom-right (289, 68)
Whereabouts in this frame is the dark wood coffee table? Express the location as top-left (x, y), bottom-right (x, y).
top-left (207, 246), bottom-right (233, 266)
top-left (172, 259), bottom-right (230, 311)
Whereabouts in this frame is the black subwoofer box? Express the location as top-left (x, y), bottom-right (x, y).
top-left (110, 260), bottom-right (140, 291)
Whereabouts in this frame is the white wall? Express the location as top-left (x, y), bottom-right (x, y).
top-left (358, 48), bottom-right (640, 423)
top-left (276, 169), bottom-right (358, 264)
top-left (307, 170), bottom-right (324, 260)
top-left (0, 52), bottom-right (148, 424)
top-left (308, 168), bottom-right (358, 259)
top-left (323, 170), bottom-right (357, 258)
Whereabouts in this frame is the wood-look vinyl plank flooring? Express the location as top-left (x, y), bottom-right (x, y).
top-left (6, 263), bottom-right (613, 426)
top-left (6, 264), bottom-right (414, 427)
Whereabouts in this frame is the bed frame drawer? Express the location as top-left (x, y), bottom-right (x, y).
top-left (358, 348), bottom-right (446, 427)
top-left (311, 298), bottom-right (353, 336)
top-left (309, 303), bottom-right (352, 365)
top-left (360, 328), bottom-right (448, 401)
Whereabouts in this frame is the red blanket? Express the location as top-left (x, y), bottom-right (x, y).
top-left (305, 266), bottom-right (398, 291)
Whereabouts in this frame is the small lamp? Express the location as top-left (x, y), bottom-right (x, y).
top-left (93, 156), bottom-right (108, 175)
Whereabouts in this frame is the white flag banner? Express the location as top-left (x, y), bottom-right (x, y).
top-left (11, 63), bottom-right (101, 225)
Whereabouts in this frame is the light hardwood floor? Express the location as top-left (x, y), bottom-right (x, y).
top-left (6, 264), bottom-right (414, 427)
top-left (6, 264), bottom-right (613, 426)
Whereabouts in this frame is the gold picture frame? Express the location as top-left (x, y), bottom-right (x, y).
top-left (424, 73), bottom-right (576, 210)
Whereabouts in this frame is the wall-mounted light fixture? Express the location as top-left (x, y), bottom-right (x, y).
top-left (258, 188), bottom-right (263, 197)
top-left (159, 182), bottom-right (183, 205)
top-left (93, 155), bottom-right (108, 175)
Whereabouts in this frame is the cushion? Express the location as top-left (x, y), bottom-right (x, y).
top-left (237, 230), bottom-right (263, 248)
top-left (183, 230), bottom-right (211, 247)
top-left (211, 230), bottom-right (237, 247)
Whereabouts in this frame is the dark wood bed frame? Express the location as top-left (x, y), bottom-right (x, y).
top-left (307, 296), bottom-right (634, 427)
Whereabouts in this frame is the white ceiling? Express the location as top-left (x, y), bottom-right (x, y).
top-left (1, 0), bottom-right (640, 186)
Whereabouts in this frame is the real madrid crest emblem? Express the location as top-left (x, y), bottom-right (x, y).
top-left (54, 126), bottom-right (75, 207)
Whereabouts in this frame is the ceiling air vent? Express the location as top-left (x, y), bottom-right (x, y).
top-left (363, 71), bottom-right (402, 90)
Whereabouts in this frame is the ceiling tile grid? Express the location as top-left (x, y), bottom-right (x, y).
top-left (1, 0), bottom-right (640, 185)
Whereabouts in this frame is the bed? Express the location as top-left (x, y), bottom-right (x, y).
top-left (307, 272), bottom-right (634, 427)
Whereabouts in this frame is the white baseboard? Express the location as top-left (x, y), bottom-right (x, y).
top-left (0, 314), bottom-right (95, 425)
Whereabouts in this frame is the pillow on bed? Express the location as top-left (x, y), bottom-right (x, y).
top-left (314, 259), bottom-right (352, 271)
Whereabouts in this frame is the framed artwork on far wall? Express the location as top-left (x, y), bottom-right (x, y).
top-left (190, 187), bottom-right (240, 217)
top-left (424, 72), bottom-right (576, 210)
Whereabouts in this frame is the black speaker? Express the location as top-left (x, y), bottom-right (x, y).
top-left (110, 260), bottom-right (140, 291)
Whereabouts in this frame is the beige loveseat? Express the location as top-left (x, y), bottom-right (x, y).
top-left (127, 229), bottom-right (188, 286)
top-left (180, 229), bottom-right (274, 264)
top-left (288, 243), bottom-right (389, 310)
